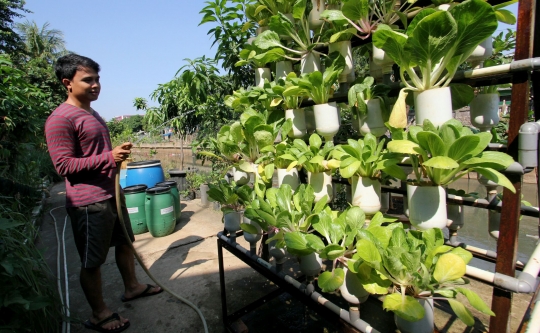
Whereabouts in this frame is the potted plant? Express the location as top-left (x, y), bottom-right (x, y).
top-left (387, 119), bottom-right (516, 229)
top-left (352, 222), bottom-right (495, 332)
top-left (332, 133), bottom-right (406, 217)
top-left (254, 1), bottom-right (327, 74)
top-left (207, 180), bottom-right (253, 242)
top-left (347, 76), bottom-right (391, 137)
top-left (284, 53), bottom-right (345, 142)
top-left (244, 2), bottom-right (273, 38)
top-left (257, 141), bottom-right (302, 191)
top-left (469, 85), bottom-right (503, 132)
top-left (372, 0), bottom-right (498, 127)
top-left (271, 73), bottom-right (310, 139)
top-left (235, 43), bottom-right (285, 87)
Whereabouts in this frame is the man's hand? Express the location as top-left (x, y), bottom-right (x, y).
top-left (112, 142), bottom-right (132, 162)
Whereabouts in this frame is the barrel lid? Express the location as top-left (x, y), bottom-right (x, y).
top-left (127, 160), bottom-right (161, 168)
top-left (156, 180), bottom-right (177, 187)
top-left (146, 186), bottom-right (171, 194)
top-left (168, 169), bottom-right (187, 176)
top-left (123, 184), bottom-right (148, 194)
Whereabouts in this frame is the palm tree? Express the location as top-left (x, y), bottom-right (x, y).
top-left (15, 20), bottom-right (66, 62)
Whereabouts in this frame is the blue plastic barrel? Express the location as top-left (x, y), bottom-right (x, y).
top-left (119, 169), bottom-right (127, 188)
top-left (126, 160), bottom-right (165, 188)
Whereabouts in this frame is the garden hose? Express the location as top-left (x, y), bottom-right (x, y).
top-left (114, 162), bottom-right (209, 333)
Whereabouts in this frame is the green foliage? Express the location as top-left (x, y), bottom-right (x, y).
top-left (387, 119), bottom-right (516, 191)
top-left (332, 133), bottom-right (405, 179)
top-left (207, 180), bottom-right (253, 213)
top-left (199, 0), bottom-right (255, 88)
top-left (348, 76), bottom-right (390, 119)
top-left (350, 223), bottom-right (494, 324)
top-left (373, 0), bottom-right (497, 93)
top-left (0, 0), bottom-right (27, 55)
top-left (0, 197), bottom-right (63, 332)
top-left (280, 133), bottom-right (340, 173)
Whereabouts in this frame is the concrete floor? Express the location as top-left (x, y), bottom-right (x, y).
top-left (38, 181), bottom-right (533, 333)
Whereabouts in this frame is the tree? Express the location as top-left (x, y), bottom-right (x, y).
top-left (0, 0), bottom-right (27, 56)
top-left (15, 20), bottom-right (67, 62)
top-left (147, 56), bottom-right (236, 140)
top-left (199, 0), bottom-right (254, 88)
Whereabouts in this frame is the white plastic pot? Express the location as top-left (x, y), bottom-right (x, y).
top-left (242, 215), bottom-right (262, 244)
top-left (255, 67), bottom-right (271, 88)
top-left (394, 298), bottom-right (434, 333)
top-left (414, 87), bottom-right (453, 127)
top-left (308, 171), bottom-right (333, 203)
top-left (268, 230), bottom-right (287, 265)
top-left (285, 108), bottom-right (307, 139)
top-left (275, 60), bottom-right (293, 80)
top-left (233, 168), bottom-right (250, 185)
top-left (277, 168), bottom-right (300, 191)
top-left (372, 45), bottom-right (394, 74)
top-left (470, 93), bottom-right (500, 132)
top-left (313, 102), bottom-right (340, 142)
top-left (468, 36), bottom-right (493, 63)
top-left (224, 211), bottom-right (242, 235)
top-left (339, 267), bottom-right (370, 305)
top-left (351, 176), bottom-right (381, 216)
top-left (358, 99), bottom-right (387, 137)
top-left (301, 52), bottom-right (321, 74)
top-left (308, 0), bottom-right (326, 31)
top-left (329, 41), bottom-right (353, 83)
top-left (298, 253), bottom-right (323, 277)
top-left (407, 184), bottom-right (448, 230)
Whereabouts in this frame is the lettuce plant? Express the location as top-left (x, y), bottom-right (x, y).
top-left (235, 43), bottom-right (286, 68)
top-left (387, 119), bottom-right (516, 192)
top-left (332, 133), bottom-right (406, 180)
top-left (280, 133), bottom-right (341, 173)
top-left (283, 53), bottom-right (345, 105)
top-left (272, 72), bottom-right (310, 109)
top-left (352, 222), bottom-right (495, 325)
top-left (207, 180), bottom-right (253, 213)
top-left (347, 76), bottom-right (391, 120)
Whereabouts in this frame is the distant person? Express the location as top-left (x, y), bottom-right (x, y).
top-left (45, 54), bottom-right (162, 333)
top-left (162, 128), bottom-right (173, 141)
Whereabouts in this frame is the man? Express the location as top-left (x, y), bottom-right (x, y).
top-left (45, 54), bottom-right (162, 333)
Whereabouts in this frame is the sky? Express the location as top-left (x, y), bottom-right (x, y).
top-left (16, 0), bottom-right (218, 121)
top-left (16, 1), bottom-right (518, 122)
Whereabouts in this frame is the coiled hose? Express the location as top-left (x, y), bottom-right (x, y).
top-left (114, 163), bottom-right (208, 332)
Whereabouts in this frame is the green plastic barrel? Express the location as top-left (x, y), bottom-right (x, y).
top-left (124, 185), bottom-right (148, 235)
top-left (155, 180), bottom-right (181, 222)
top-left (145, 186), bottom-right (176, 237)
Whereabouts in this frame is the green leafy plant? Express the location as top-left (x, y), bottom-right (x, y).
top-left (332, 133), bottom-right (406, 180)
top-left (243, 184), bottom-right (329, 255)
top-left (387, 119), bottom-right (516, 192)
top-left (347, 76), bottom-right (391, 122)
top-left (281, 133), bottom-right (340, 173)
top-left (283, 53), bottom-right (345, 105)
top-left (351, 222), bottom-right (495, 325)
top-left (207, 180), bottom-right (253, 213)
top-left (235, 43), bottom-right (286, 68)
top-left (271, 72), bottom-right (310, 110)
top-left (321, 0), bottom-right (419, 40)
top-left (372, 0), bottom-right (498, 126)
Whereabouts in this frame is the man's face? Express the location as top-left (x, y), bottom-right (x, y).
top-left (64, 67), bottom-right (100, 103)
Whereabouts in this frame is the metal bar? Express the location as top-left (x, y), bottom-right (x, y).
top-left (227, 287), bottom-right (287, 322)
top-left (217, 236), bottom-right (363, 332)
top-left (490, 0), bottom-right (535, 327)
top-left (517, 281), bottom-right (540, 332)
top-left (218, 238), bottom-right (229, 328)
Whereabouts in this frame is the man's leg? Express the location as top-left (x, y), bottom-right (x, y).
top-left (115, 243), bottom-right (161, 298)
top-left (80, 266), bottom-right (129, 329)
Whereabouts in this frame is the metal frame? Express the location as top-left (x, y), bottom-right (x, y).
top-left (217, 231), bottom-right (362, 332)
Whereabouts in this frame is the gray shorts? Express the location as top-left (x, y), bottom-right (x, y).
top-left (67, 196), bottom-right (135, 268)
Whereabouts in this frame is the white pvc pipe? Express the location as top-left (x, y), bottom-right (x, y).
top-left (466, 265), bottom-right (495, 283)
top-left (523, 241), bottom-right (540, 278)
top-left (62, 216), bottom-right (70, 333)
top-left (525, 297), bottom-right (540, 333)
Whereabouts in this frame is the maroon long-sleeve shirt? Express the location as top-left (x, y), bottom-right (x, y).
top-left (45, 103), bottom-right (117, 207)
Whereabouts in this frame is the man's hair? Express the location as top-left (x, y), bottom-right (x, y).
top-left (54, 54), bottom-right (100, 83)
